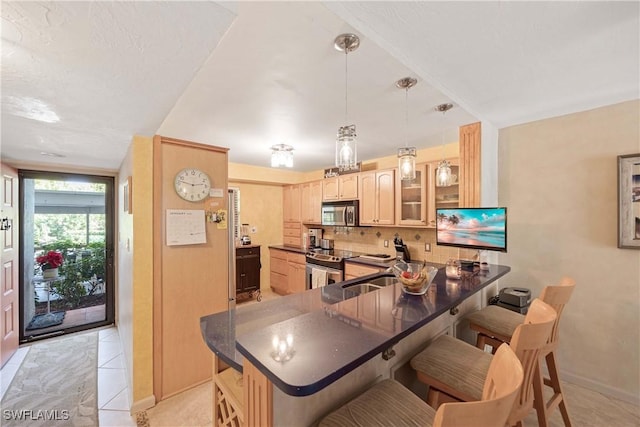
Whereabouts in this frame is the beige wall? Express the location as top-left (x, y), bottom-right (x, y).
top-left (117, 135), bottom-right (155, 411)
top-left (229, 181), bottom-right (283, 291)
top-left (498, 99), bottom-right (640, 403)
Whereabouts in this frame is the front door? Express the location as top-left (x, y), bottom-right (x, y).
top-left (18, 170), bottom-right (115, 341)
top-left (1, 164), bottom-right (19, 367)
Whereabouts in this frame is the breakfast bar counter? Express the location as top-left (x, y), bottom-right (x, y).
top-left (200, 264), bottom-right (510, 426)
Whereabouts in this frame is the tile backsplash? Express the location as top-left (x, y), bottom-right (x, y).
top-left (320, 226), bottom-right (478, 264)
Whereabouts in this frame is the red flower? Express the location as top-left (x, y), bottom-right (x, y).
top-left (36, 250), bottom-right (64, 269)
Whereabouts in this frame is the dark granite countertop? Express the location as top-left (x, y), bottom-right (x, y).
top-left (200, 264), bottom-right (510, 396)
top-left (268, 244), bottom-right (308, 254)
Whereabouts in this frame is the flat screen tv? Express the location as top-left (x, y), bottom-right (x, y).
top-left (436, 207), bottom-right (507, 253)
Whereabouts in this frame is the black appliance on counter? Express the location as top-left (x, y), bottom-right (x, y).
top-left (394, 237), bottom-right (410, 262)
top-left (497, 287), bottom-right (531, 314)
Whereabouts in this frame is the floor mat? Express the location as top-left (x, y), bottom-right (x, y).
top-left (25, 311), bottom-right (66, 330)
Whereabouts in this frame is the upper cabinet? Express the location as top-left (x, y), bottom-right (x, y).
top-left (396, 163), bottom-right (428, 226)
top-left (360, 169), bottom-right (395, 226)
top-left (323, 174), bottom-right (358, 201)
top-left (283, 184), bottom-right (301, 223)
top-left (300, 180), bottom-right (322, 224)
top-left (427, 159), bottom-right (460, 227)
top-left (458, 122), bottom-right (481, 208)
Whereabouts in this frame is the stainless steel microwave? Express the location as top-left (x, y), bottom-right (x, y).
top-left (321, 201), bottom-right (359, 227)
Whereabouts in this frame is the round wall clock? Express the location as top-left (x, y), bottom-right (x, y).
top-left (174, 168), bottom-right (211, 202)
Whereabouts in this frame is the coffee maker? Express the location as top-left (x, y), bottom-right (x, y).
top-left (308, 228), bottom-right (323, 249)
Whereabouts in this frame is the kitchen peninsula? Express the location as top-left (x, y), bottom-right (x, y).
top-left (200, 264), bottom-right (510, 426)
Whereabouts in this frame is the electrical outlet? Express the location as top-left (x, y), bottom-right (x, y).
top-left (424, 243), bottom-right (431, 252)
top-left (384, 240), bottom-right (389, 248)
top-left (251, 226), bottom-right (258, 233)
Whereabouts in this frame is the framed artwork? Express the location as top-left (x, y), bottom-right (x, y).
top-left (124, 176), bottom-right (132, 214)
top-left (618, 154), bottom-right (640, 249)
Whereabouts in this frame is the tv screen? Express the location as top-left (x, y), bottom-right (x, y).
top-left (436, 207), bottom-right (507, 253)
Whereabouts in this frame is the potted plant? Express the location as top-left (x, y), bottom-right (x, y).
top-left (36, 250), bottom-right (64, 278)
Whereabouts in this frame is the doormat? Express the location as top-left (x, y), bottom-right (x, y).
top-left (0, 331), bottom-right (98, 426)
top-left (26, 311), bottom-right (65, 330)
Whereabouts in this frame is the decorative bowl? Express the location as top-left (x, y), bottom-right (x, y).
top-left (392, 262), bottom-right (438, 294)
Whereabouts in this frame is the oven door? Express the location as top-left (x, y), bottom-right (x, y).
top-left (305, 264), bottom-right (343, 289)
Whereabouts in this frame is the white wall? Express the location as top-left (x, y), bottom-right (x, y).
top-left (498, 99), bottom-right (640, 404)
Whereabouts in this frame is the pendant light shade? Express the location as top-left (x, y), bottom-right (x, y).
top-left (396, 77), bottom-right (417, 180)
top-left (398, 147), bottom-right (417, 180)
top-left (436, 159), bottom-right (453, 186)
top-left (334, 34), bottom-right (360, 169)
top-left (270, 144), bottom-right (294, 168)
top-left (435, 103), bottom-right (454, 187)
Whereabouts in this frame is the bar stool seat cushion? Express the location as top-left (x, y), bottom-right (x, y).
top-left (466, 305), bottom-right (524, 339)
top-left (319, 379), bottom-right (436, 427)
top-left (410, 335), bottom-right (491, 402)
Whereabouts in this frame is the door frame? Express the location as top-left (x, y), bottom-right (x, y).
top-left (18, 170), bottom-right (115, 342)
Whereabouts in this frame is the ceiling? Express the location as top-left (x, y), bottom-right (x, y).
top-left (2, 1), bottom-right (638, 172)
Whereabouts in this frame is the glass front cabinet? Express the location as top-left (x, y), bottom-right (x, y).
top-left (396, 163), bottom-right (428, 226)
top-left (428, 159), bottom-right (460, 227)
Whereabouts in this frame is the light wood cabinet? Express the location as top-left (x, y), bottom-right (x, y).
top-left (322, 174), bottom-right (358, 201)
top-left (269, 249), bottom-right (288, 295)
top-left (359, 169), bottom-right (395, 226)
top-left (287, 253), bottom-right (307, 294)
top-left (344, 262), bottom-right (384, 281)
top-left (283, 184), bottom-right (301, 222)
top-left (283, 184), bottom-right (302, 246)
top-left (395, 163), bottom-right (428, 226)
top-left (300, 180), bottom-right (322, 224)
top-left (427, 159), bottom-right (460, 227)
top-left (269, 249), bottom-right (306, 295)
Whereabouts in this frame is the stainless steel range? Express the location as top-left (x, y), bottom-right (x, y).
top-left (305, 249), bottom-right (358, 289)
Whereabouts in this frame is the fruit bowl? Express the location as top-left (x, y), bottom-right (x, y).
top-left (392, 262), bottom-right (438, 294)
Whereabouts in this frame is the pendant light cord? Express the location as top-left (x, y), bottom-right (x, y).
top-left (344, 50), bottom-right (348, 123)
top-left (405, 87), bottom-right (409, 148)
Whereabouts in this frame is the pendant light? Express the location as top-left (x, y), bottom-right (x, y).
top-left (396, 77), bottom-right (418, 180)
top-left (270, 144), bottom-right (294, 168)
top-left (435, 103), bottom-right (454, 187)
top-left (334, 33), bottom-right (360, 169)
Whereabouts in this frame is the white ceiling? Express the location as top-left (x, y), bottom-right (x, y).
top-left (2, 1), bottom-right (638, 172)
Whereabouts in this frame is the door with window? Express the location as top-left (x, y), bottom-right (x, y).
top-left (19, 171), bottom-right (115, 341)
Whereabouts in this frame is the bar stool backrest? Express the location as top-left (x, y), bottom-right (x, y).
top-left (540, 277), bottom-right (576, 352)
top-left (507, 298), bottom-right (557, 425)
top-left (433, 343), bottom-right (523, 427)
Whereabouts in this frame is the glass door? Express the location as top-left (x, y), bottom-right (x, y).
top-left (18, 170), bottom-right (115, 341)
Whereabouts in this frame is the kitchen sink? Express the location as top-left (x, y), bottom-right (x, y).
top-left (367, 276), bottom-right (398, 287)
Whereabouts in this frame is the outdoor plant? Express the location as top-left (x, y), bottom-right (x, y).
top-left (51, 263), bottom-right (86, 309)
top-left (36, 250), bottom-right (64, 271)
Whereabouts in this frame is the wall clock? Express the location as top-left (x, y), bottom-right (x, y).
top-left (174, 168), bottom-right (211, 202)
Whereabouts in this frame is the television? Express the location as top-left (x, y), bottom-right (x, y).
top-left (436, 207), bottom-right (507, 253)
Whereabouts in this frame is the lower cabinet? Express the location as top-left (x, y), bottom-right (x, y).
top-left (344, 262), bottom-right (385, 281)
top-left (269, 249), bottom-right (306, 295)
top-left (236, 246), bottom-right (261, 295)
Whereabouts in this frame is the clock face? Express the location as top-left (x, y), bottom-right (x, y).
top-left (174, 168), bottom-right (211, 202)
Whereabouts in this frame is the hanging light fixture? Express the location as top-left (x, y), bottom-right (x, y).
top-left (334, 33), bottom-right (360, 169)
top-left (435, 103), bottom-right (454, 187)
top-left (270, 144), bottom-right (294, 168)
top-left (396, 77), bottom-right (418, 180)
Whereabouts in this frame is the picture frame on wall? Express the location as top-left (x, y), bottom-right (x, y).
top-left (618, 153), bottom-right (640, 249)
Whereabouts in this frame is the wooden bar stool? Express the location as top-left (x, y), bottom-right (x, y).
top-left (466, 277), bottom-right (575, 427)
top-left (410, 298), bottom-right (557, 427)
top-left (319, 343), bottom-right (524, 427)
